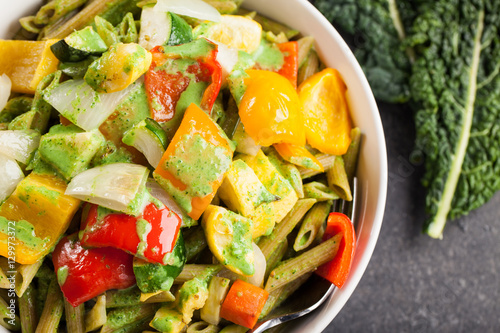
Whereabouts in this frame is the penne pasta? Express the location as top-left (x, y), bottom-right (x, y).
top-left (299, 154), bottom-right (337, 179)
top-left (19, 284), bottom-right (37, 333)
top-left (187, 321), bottom-right (221, 333)
top-left (264, 238), bottom-right (288, 280)
top-left (100, 303), bottom-right (158, 333)
top-left (326, 156), bottom-right (352, 201)
top-left (264, 233), bottom-right (342, 293)
top-left (16, 261), bottom-right (43, 297)
top-left (258, 199), bottom-right (316, 260)
top-left (294, 201), bottom-right (332, 251)
top-left (298, 50), bottom-right (319, 86)
top-left (343, 127), bottom-right (362, 184)
top-left (174, 264), bottom-right (222, 284)
top-left (64, 300), bottom-right (85, 333)
top-left (35, 278), bottom-right (64, 333)
top-left (303, 181), bottom-right (340, 202)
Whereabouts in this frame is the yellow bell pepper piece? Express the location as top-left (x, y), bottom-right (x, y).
top-left (0, 40), bottom-right (59, 94)
top-left (298, 68), bottom-right (352, 155)
top-left (0, 173), bottom-right (80, 264)
top-left (273, 143), bottom-right (324, 172)
top-left (239, 150), bottom-right (298, 238)
top-left (84, 43), bottom-right (152, 93)
top-left (239, 70), bottom-right (305, 147)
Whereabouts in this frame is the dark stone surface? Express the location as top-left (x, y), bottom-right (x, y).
top-left (324, 103), bottom-right (500, 332)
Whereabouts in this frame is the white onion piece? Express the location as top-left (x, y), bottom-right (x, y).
top-left (130, 131), bottom-right (165, 168)
top-left (246, 243), bottom-right (266, 287)
top-left (0, 153), bottom-right (24, 203)
top-left (0, 130), bottom-right (40, 164)
top-left (210, 40), bottom-right (238, 85)
top-left (217, 243), bottom-right (266, 287)
top-left (146, 179), bottom-right (184, 218)
top-left (154, 0), bottom-right (221, 22)
top-left (139, 6), bottom-right (170, 51)
top-left (44, 79), bottom-right (138, 131)
top-left (0, 74), bottom-right (11, 112)
top-left (65, 163), bottom-right (149, 215)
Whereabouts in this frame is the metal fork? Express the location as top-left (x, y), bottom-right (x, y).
top-left (249, 177), bottom-right (358, 333)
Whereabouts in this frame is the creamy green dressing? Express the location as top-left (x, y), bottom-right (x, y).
top-left (157, 134), bottom-right (231, 214)
top-left (136, 218), bottom-right (152, 257)
top-left (57, 266), bottom-right (69, 286)
top-left (0, 217), bottom-right (48, 250)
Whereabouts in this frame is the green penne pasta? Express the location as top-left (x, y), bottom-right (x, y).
top-left (297, 36), bottom-right (315, 68)
top-left (64, 300), bottom-right (85, 333)
top-left (264, 233), bottom-right (342, 293)
top-left (100, 303), bottom-right (158, 333)
top-left (184, 227), bottom-right (208, 263)
top-left (187, 321), bottom-right (221, 333)
top-left (303, 181), bottom-right (340, 202)
top-left (298, 50), bottom-right (319, 86)
top-left (16, 261), bottom-right (43, 297)
top-left (19, 284), bottom-right (37, 333)
top-left (343, 127), bottom-right (362, 184)
top-left (326, 156), bottom-right (352, 201)
top-left (260, 272), bottom-right (312, 319)
top-left (294, 201), bottom-right (332, 252)
top-left (85, 294), bottom-right (106, 333)
top-left (35, 278), bottom-right (64, 333)
top-left (174, 264), bottom-right (222, 284)
top-left (264, 238), bottom-right (288, 280)
top-left (299, 154), bottom-right (336, 179)
top-left (34, 0), bottom-right (88, 26)
top-left (0, 296), bottom-right (21, 331)
top-left (258, 198), bottom-right (316, 260)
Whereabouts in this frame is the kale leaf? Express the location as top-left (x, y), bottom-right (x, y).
top-left (409, 0), bottom-right (500, 238)
top-left (312, 0), bottom-right (416, 103)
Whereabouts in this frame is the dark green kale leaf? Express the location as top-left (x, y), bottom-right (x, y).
top-left (312, 0), bottom-right (416, 103)
top-left (409, 0), bottom-right (500, 238)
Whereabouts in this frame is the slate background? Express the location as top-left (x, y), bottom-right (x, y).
top-left (323, 103), bottom-right (500, 332)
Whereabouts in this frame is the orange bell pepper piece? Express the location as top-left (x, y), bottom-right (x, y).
top-left (239, 69), bottom-right (305, 147)
top-left (276, 41), bottom-right (299, 88)
top-left (273, 143), bottom-right (324, 172)
top-left (298, 68), bottom-right (352, 155)
top-left (315, 212), bottom-right (356, 288)
top-left (153, 103), bottom-right (234, 220)
top-left (220, 279), bottom-right (269, 329)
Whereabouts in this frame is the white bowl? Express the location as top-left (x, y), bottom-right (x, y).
top-left (0, 1), bottom-right (387, 332)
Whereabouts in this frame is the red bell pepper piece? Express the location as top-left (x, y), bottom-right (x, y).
top-left (80, 200), bottom-right (182, 265)
top-left (52, 233), bottom-right (136, 307)
top-left (315, 212), bottom-right (356, 288)
top-left (220, 279), bottom-right (269, 329)
top-left (277, 41), bottom-right (299, 89)
top-left (144, 39), bottom-right (222, 123)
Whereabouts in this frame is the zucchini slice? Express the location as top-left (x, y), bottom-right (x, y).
top-left (51, 26), bottom-right (108, 62)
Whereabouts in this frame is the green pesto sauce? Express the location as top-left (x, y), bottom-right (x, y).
top-left (57, 266), bottom-right (69, 286)
top-left (161, 38), bottom-right (216, 59)
top-left (252, 37), bottom-right (284, 71)
top-left (136, 218), bottom-right (152, 257)
top-left (0, 217), bottom-right (48, 250)
top-left (18, 184), bottom-right (61, 207)
top-left (219, 211), bottom-right (254, 276)
top-left (157, 134), bottom-right (231, 214)
top-left (161, 80), bottom-right (209, 138)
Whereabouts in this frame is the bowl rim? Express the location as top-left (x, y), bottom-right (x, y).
top-left (0, 1), bottom-right (388, 332)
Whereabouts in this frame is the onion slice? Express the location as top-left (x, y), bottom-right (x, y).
top-left (65, 163), bottom-right (149, 216)
top-left (139, 6), bottom-right (170, 51)
top-left (154, 0), bottom-right (221, 23)
top-left (0, 153), bottom-right (24, 203)
top-left (0, 74), bottom-right (11, 112)
top-left (44, 79), bottom-right (139, 131)
top-left (0, 130), bottom-right (40, 165)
